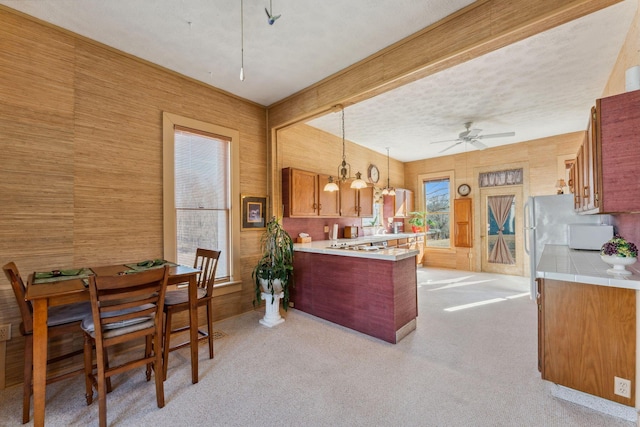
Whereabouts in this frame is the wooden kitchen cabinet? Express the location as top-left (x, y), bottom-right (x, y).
top-left (382, 189), bottom-right (414, 220)
top-left (394, 189), bottom-right (414, 217)
top-left (408, 234), bottom-right (425, 264)
top-left (538, 278), bottom-right (636, 406)
top-left (282, 167), bottom-right (340, 217)
top-left (340, 180), bottom-right (374, 217)
top-left (574, 106), bottom-right (600, 211)
top-left (575, 90), bottom-right (640, 214)
top-left (453, 198), bottom-right (472, 248)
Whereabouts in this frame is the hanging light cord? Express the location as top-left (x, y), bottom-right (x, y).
top-left (341, 108), bottom-right (346, 162)
top-left (387, 147), bottom-right (391, 188)
top-left (240, 0), bottom-right (245, 81)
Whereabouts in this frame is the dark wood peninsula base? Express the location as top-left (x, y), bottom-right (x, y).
top-left (291, 251), bottom-right (418, 343)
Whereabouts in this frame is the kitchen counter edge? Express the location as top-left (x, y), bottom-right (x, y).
top-left (537, 244), bottom-right (640, 290)
top-left (293, 236), bottom-right (420, 261)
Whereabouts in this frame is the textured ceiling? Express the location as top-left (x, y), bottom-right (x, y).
top-left (307, 0), bottom-right (637, 161)
top-left (2, 0), bottom-right (637, 162)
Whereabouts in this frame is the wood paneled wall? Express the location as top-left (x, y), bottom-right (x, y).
top-left (0, 8), bottom-right (267, 387)
top-left (277, 124), bottom-right (404, 186)
top-left (602, 0), bottom-right (640, 97)
top-left (405, 132), bottom-right (584, 271)
top-left (275, 123), bottom-right (404, 220)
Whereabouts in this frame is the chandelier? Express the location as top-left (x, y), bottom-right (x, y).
top-left (324, 106), bottom-right (367, 192)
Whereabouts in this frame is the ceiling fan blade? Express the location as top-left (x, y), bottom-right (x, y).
top-left (439, 142), bottom-right (460, 153)
top-left (467, 128), bottom-right (482, 138)
top-left (477, 131), bottom-right (515, 139)
top-left (470, 139), bottom-right (488, 150)
top-left (429, 138), bottom-right (460, 145)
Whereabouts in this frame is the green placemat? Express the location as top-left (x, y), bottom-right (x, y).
top-left (33, 268), bottom-right (94, 284)
top-left (124, 260), bottom-right (178, 272)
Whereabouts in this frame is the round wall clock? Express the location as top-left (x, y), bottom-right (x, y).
top-left (368, 164), bottom-right (380, 183)
top-left (457, 183), bottom-right (471, 196)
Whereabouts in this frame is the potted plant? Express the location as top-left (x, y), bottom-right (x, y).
top-left (408, 211), bottom-right (434, 233)
top-left (600, 234), bottom-right (638, 275)
top-left (252, 216), bottom-right (294, 327)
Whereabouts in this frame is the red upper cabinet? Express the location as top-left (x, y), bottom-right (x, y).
top-left (588, 90), bottom-right (640, 214)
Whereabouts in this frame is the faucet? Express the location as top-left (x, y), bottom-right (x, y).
top-left (375, 226), bottom-right (387, 236)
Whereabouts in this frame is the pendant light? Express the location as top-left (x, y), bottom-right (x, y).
top-left (323, 175), bottom-right (339, 192)
top-left (381, 147), bottom-right (396, 196)
top-left (324, 105), bottom-right (367, 191)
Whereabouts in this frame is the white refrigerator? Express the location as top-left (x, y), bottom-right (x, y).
top-left (524, 194), bottom-right (609, 298)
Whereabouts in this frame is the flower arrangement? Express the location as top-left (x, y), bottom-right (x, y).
top-left (600, 235), bottom-right (638, 258)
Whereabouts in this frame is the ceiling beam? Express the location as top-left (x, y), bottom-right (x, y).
top-left (266, 0), bottom-right (622, 130)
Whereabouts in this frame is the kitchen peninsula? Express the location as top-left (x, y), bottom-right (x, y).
top-left (291, 234), bottom-right (419, 344)
top-left (536, 244), bottom-right (640, 420)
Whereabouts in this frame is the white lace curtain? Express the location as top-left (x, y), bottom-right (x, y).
top-left (479, 168), bottom-right (523, 187)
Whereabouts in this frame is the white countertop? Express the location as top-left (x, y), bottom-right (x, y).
top-left (293, 234), bottom-right (421, 261)
top-left (537, 244), bottom-right (640, 290)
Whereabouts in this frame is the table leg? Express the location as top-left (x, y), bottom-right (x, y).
top-left (188, 275), bottom-right (198, 384)
top-left (32, 299), bottom-right (49, 427)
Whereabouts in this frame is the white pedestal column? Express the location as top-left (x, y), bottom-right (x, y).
top-left (259, 291), bottom-right (285, 327)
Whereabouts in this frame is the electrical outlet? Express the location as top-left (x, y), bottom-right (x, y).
top-left (0, 324), bottom-right (11, 342)
top-left (324, 225), bottom-right (329, 233)
top-left (614, 376), bottom-right (631, 398)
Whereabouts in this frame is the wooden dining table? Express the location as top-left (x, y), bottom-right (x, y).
top-left (26, 262), bottom-right (200, 427)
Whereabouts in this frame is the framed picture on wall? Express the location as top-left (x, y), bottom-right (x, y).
top-left (241, 195), bottom-right (267, 231)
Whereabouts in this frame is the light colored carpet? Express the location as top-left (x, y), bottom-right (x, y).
top-left (0, 267), bottom-right (635, 426)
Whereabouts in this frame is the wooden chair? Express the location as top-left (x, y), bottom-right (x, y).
top-left (163, 248), bottom-right (220, 380)
top-left (81, 266), bottom-right (169, 427)
top-left (2, 262), bottom-right (91, 424)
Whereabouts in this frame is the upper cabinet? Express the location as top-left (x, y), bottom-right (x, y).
top-left (453, 198), bottom-right (473, 248)
top-left (573, 106), bottom-right (600, 212)
top-left (340, 180), bottom-right (374, 217)
top-left (282, 168), bottom-right (340, 217)
top-left (383, 189), bottom-right (414, 219)
top-left (575, 90), bottom-right (640, 214)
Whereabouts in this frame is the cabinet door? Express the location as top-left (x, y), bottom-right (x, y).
top-left (394, 189), bottom-right (408, 217)
top-left (358, 186), bottom-right (374, 217)
top-left (574, 144), bottom-right (584, 211)
top-left (453, 198), bottom-right (472, 248)
top-left (541, 279), bottom-right (636, 405)
top-left (537, 279), bottom-right (544, 374)
top-left (340, 180), bottom-right (359, 217)
top-left (408, 235), bottom-right (425, 264)
top-left (585, 106), bottom-right (600, 211)
top-left (290, 169), bottom-right (318, 216)
top-left (405, 190), bottom-right (414, 216)
top-left (581, 131), bottom-right (591, 210)
top-left (568, 162), bottom-right (577, 206)
top-left (317, 173), bottom-right (340, 217)
top-left (598, 91), bottom-right (640, 213)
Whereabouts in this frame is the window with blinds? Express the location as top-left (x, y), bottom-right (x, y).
top-left (174, 128), bottom-right (230, 279)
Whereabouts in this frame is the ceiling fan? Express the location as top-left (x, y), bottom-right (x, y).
top-left (430, 122), bottom-right (515, 153)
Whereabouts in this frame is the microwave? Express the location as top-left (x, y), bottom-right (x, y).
top-left (568, 224), bottom-right (613, 250)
